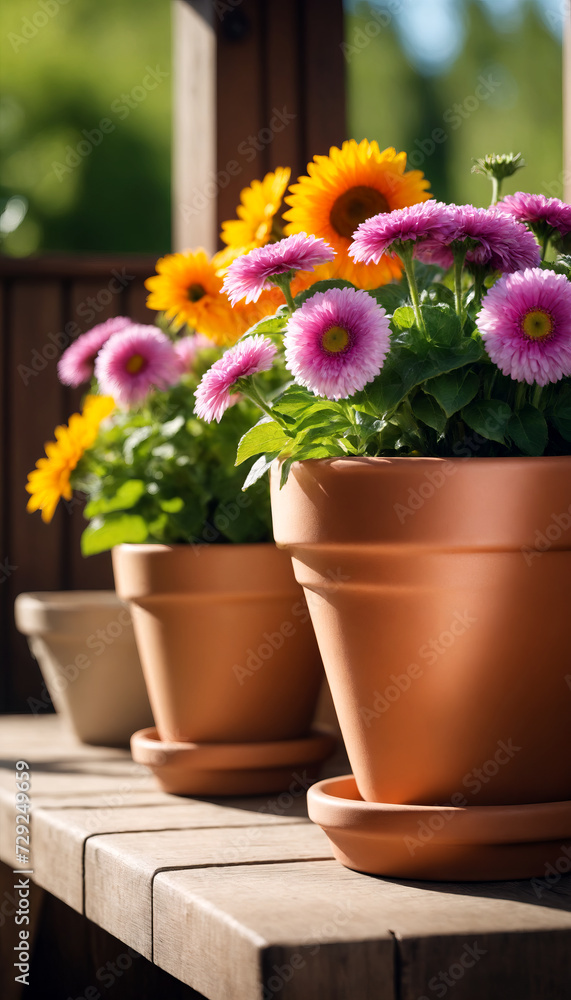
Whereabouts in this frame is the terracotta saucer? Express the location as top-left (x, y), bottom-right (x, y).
top-left (307, 775), bottom-right (571, 881)
top-left (131, 727), bottom-right (337, 796)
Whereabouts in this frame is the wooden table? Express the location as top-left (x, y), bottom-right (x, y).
top-left (0, 716), bottom-right (570, 999)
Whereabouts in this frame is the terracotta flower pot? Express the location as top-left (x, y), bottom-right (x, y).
top-left (14, 591), bottom-right (153, 746)
top-left (271, 456), bottom-right (571, 809)
top-left (112, 543), bottom-right (325, 744)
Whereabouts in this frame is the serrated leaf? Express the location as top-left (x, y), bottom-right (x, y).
top-left (507, 405), bottom-right (548, 455)
top-left (392, 306), bottom-right (416, 330)
top-left (236, 419), bottom-right (289, 466)
top-left (411, 392), bottom-right (447, 434)
top-left (426, 370), bottom-right (479, 417)
top-left (81, 514), bottom-right (148, 555)
top-left (84, 479), bottom-right (145, 517)
top-left (422, 304), bottom-right (463, 347)
top-left (461, 399), bottom-right (512, 445)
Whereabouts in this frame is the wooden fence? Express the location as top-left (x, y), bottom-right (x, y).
top-left (0, 256), bottom-right (157, 712)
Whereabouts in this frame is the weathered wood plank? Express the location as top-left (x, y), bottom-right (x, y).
top-left (85, 824), bottom-right (332, 957)
top-left (33, 801), bottom-right (308, 914)
top-left (153, 861), bottom-right (394, 1000)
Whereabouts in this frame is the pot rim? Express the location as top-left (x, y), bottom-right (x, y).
top-left (276, 454), bottom-right (571, 474)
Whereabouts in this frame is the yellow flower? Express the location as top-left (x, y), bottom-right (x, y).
top-left (221, 167), bottom-right (291, 251)
top-left (145, 249), bottom-right (246, 346)
top-left (284, 140), bottom-right (431, 288)
top-left (26, 395), bottom-right (114, 524)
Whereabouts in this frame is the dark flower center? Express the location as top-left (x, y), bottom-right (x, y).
top-left (330, 186), bottom-right (390, 239)
top-left (187, 283), bottom-right (206, 302)
top-left (125, 353), bottom-right (147, 374)
top-left (322, 325), bottom-right (351, 354)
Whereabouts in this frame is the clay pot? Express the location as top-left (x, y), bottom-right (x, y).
top-left (112, 543), bottom-right (324, 744)
top-left (271, 456), bottom-right (571, 808)
top-left (14, 591), bottom-right (153, 746)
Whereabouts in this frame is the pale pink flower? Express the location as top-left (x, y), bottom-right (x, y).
top-left (58, 316), bottom-right (134, 386)
top-left (284, 286), bottom-right (391, 400)
top-left (497, 192), bottom-right (571, 237)
top-left (476, 267), bottom-right (571, 385)
top-left (174, 334), bottom-right (214, 373)
top-left (416, 205), bottom-right (541, 272)
top-left (350, 201), bottom-right (455, 262)
top-left (94, 325), bottom-right (181, 406)
top-left (222, 233), bottom-right (335, 304)
top-left (194, 335), bottom-right (277, 422)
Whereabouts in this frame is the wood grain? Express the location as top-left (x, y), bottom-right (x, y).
top-left (85, 824), bottom-right (332, 957)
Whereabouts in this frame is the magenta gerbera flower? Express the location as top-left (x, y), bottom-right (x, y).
top-left (174, 334), bottom-right (214, 373)
top-left (284, 287), bottom-right (391, 400)
top-left (350, 201), bottom-right (455, 263)
top-left (497, 192), bottom-right (571, 238)
top-left (476, 268), bottom-right (571, 386)
top-left (194, 335), bottom-right (277, 422)
top-left (222, 233), bottom-right (335, 305)
top-left (416, 205), bottom-right (541, 273)
top-left (94, 325), bottom-right (181, 406)
top-left (58, 316), bottom-right (134, 386)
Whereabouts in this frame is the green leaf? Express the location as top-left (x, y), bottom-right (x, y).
top-left (413, 261), bottom-right (445, 290)
top-left (123, 426), bottom-right (153, 463)
top-left (461, 399), bottom-right (512, 445)
top-left (159, 497), bottom-right (185, 513)
top-left (84, 479), bottom-right (145, 517)
top-left (355, 337), bottom-right (483, 414)
top-left (243, 312), bottom-right (288, 338)
top-left (392, 306), bottom-right (416, 330)
top-left (236, 419), bottom-right (289, 466)
top-left (293, 279), bottom-right (356, 308)
top-left (368, 284), bottom-right (408, 314)
top-left (507, 405), bottom-right (548, 455)
top-left (426, 370), bottom-right (479, 417)
top-left (422, 304), bottom-right (463, 347)
top-left (81, 514), bottom-right (148, 555)
top-left (411, 392), bottom-right (447, 434)
top-left (161, 415), bottom-right (185, 438)
top-left (242, 452), bottom-right (279, 490)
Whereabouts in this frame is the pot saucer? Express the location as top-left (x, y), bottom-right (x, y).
top-left (131, 727), bottom-right (337, 796)
top-left (307, 774), bottom-right (571, 881)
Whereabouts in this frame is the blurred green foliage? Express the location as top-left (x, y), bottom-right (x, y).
top-left (346, 0), bottom-right (563, 206)
top-left (0, 0), bottom-right (171, 256)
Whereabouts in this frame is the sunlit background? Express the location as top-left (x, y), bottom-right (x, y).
top-left (0, 0), bottom-right (564, 256)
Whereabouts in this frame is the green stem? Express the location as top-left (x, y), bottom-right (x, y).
top-left (271, 274), bottom-right (295, 314)
top-left (490, 176), bottom-right (500, 206)
top-left (236, 378), bottom-right (288, 430)
top-left (514, 381), bottom-right (527, 411)
top-left (452, 246), bottom-right (468, 325)
top-left (398, 243), bottom-right (425, 334)
top-left (531, 384), bottom-right (543, 409)
top-left (541, 237), bottom-right (549, 262)
top-left (472, 269), bottom-right (486, 313)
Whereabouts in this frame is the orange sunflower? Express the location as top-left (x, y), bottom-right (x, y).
top-left (283, 140), bottom-right (431, 288)
top-left (145, 250), bottom-right (247, 346)
top-left (26, 395), bottom-right (114, 523)
top-left (221, 167), bottom-right (291, 251)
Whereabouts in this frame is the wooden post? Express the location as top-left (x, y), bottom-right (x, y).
top-left (173, 0), bottom-right (346, 251)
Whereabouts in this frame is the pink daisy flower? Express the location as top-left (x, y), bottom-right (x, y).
top-left (417, 205), bottom-right (541, 273)
top-left (476, 267), bottom-right (571, 386)
top-left (497, 192), bottom-right (571, 238)
top-left (194, 335), bottom-right (277, 422)
top-left (174, 334), bottom-right (214, 373)
top-left (222, 233), bottom-right (335, 305)
top-left (349, 201), bottom-right (456, 263)
top-left (58, 316), bottom-right (134, 386)
top-left (94, 325), bottom-right (181, 406)
top-left (284, 286), bottom-right (391, 400)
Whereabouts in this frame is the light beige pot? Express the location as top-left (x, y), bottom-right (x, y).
top-left (14, 591), bottom-right (154, 746)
